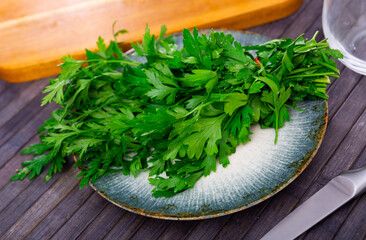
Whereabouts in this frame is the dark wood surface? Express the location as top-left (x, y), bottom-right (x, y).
top-left (1, 0), bottom-right (365, 239)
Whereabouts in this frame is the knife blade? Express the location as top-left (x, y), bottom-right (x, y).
top-left (261, 165), bottom-right (366, 240)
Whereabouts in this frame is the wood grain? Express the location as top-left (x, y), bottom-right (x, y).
top-left (0, 164), bottom-right (75, 236)
top-left (184, 216), bottom-right (232, 240)
top-left (0, 80), bottom-right (48, 128)
top-left (0, 134), bottom-right (40, 189)
top-left (0, 0), bottom-right (302, 83)
top-left (159, 221), bottom-right (197, 240)
top-left (2, 168), bottom-right (80, 239)
top-left (129, 218), bottom-right (171, 240)
top-left (0, 100), bottom-right (56, 169)
top-left (147, 2), bottom-right (360, 238)
top-left (0, 82), bottom-right (31, 111)
top-left (23, 186), bottom-right (94, 240)
top-left (301, 108), bottom-right (366, 240)
top-left (0, 92), bottom-right (48, 147)
top-left (332, 149), bottom-right (366, 240)
top-left (1, 0), bottom-right (366, 239)
top-left (0, 81), bottom-right (10, 94)
top-left (50, 192), bottom-right (108, 240)
top-left (103, 212), bottom-right (146, 240)
top-left (76, 204), bottom-right (127, 240)
top-left (140, 1), bottom-right (314, 238)
top-left (242, 70), bottom-right (366, 240)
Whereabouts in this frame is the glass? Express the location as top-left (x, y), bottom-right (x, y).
top-left (323, 0), bottom-right (366, 75)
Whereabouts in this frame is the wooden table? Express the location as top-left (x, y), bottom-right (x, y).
top-left (1, 0), bottom-right (365, 239)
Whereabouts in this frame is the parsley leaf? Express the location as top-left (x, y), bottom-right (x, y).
top-left (11, 26), bottom-right (342, 198)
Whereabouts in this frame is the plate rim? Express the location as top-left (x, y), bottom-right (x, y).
top-left (81, 30), bottom-right (329, 220)
top-left (86, 101), bottom-right (327, 220)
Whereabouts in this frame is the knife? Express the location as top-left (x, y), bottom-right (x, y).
top-left (261, 165), bottom-right (366, 240)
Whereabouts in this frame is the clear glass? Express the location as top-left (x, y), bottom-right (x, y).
top-left (323, 0), bottom-right (366, 75)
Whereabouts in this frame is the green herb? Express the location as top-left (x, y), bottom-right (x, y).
top-left (11, 26), bottom-right (342, 198)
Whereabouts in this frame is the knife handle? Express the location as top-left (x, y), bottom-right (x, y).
top-left (339, 165), bottom-right (366, 197)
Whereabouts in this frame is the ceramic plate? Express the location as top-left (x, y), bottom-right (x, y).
top-left (89, 31), bottom-right (328, 220)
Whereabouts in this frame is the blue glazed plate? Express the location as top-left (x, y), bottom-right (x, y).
top-left (89, 31), bottom-right (328, 220)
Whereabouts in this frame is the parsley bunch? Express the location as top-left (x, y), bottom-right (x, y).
top-left (11, 26), bottom-right (342, 198)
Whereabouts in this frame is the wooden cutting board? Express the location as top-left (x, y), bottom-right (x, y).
top-left (0, 0), bottom-right (303, 83)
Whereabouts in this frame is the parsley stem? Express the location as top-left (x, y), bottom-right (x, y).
top-left (316, 61), bottom-right (340, 74)
top-left (310, 31), bottom-right (319, 42)
top-left (122, 54), bottom-right (141, 65)
top-left (14, 27), bottom-right (342, 198)
top-left (312, 77), bottom-right (331, 84)
top-left (182, 101), bottom-right (214, 118)
top-left (284, 72), bottom-right (339, 79)
top-left (84, 59), bottom-right (140, 67)
top-left (287, 65), bottom-right (323, 75)
top-left (295, 44), bottom-right (329, 53)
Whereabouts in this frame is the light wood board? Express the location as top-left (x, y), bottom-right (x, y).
top-left (0, 0), bottom-right (303, 82)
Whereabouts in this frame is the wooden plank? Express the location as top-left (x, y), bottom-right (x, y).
top-left (301, 108), bottom-right (366, 203)
top-left (0, 163), bottom-right (75, 236)
top-left (241, 76), bottom-right (366, 239)
top-left (327, 68), bottom-right (363, 119)
top-left (274, 0), bottom-right (323, 39)
top-left (122, 18), bottom-right (267, 240)
top-left (76, 204), bottom-right (127, 240)
top-left (0, 0), bottom-right (92, 22)
top-left (0, 90), bottom-right (51, 147)
top-left (50, 192), bottom-right (108, 240)
top-left (1, 2), bottom-right (363, 239)
top-left (0, 0), bottom-right (303, 83)
top-left (332, 149), bottom-right (366, 240)
top-left (184, 215), bottom-right (232, 240)
top-left (0, 80), bottom-right (10, 94)
top-left (129, 2), bottom-right (314, 238)
top-left (129, 218), bottom-right (172, 240)
top-left (74, 5), bottom-right (300, 238)
top-left (211, 12), bottom-right (341, 240)
top-left (0, 79), bottom-right (48, 129)
top-left (159, 221), bottom-right (198, 240)
top-left (298, 109), bottom-right (366, 240)
top-left (0, 134), bottom-right (40, 189)
top-left (301, 9), bottom-right (324, 40)
top-left (165, 15), bottom-right (356, 240)
top-left (0, 102), bottom-right (56, 169)
top-left (274, 68), bottom-right (363, 200)
top-left (0, 104), bottom-right (57, 213)
top-left (249, 0), bottom-right (309, 38)
top-left (25, 186), bottom-right (94, 240)
top-left (103, 212), bottom-right (146, 240)
top-left (261, 0), bottom-right (313, 38)
top-left (0, 171), bottom-right (37, 214)
top-left (210, 201), bottom-right (271, 239)
top-left (138, 2), bottom-right (348, 238)
top-left (0, 81), bottom-right (31, 111)
top-left (1, 166), bottom-right (81, 239)
top-left (333, 197), bottom-right (366, 240)
top-left (0, 137), bottom-right (44, 214)
top-left (97, 8), bottom-right (300, 239)
top-left (299, 200), bottom-right (359, 240)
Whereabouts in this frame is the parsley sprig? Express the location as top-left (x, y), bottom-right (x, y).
top-left (11, 26), bottom-right (342, 198)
